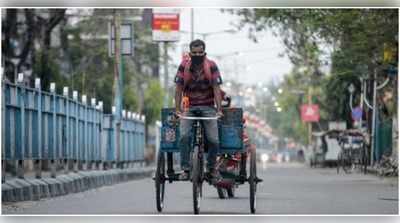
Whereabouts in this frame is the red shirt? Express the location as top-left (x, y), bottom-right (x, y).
top-left (174, 59), bottom-right (223, 106)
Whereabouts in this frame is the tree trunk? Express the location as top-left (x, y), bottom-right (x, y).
top-left (3, 9), bottom-right (17, 81)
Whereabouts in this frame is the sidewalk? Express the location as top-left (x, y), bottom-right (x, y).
top-left (2, 165), bottom-right (155, 203)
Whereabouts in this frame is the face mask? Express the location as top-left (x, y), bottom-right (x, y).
top-left (191, 55), bottom-right (204, 65)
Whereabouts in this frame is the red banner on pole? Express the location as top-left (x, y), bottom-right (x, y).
top-left (301, 104), bottom-right (320, 122)
top-left (152, 14), bottom-right (180, 30)
top-left (152, 12), bottom-right (180, 42)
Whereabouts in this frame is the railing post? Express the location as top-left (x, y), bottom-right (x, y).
top-left (142, 115), bottom-right (146, 167)
top-left (121, 109), bottom-right (127, 169)
top-left (63, 86), bottom-right (69, 174)
top-left (35, 78), bottom-right (42, 179)
top-left (132, 114), bottom-right (136, 167)
top-left (82, 94), bottom-right (88, 171)
top-left (134, 114), bottom-right (138, 168)
top-left (112, 106), bottom-right (117, 169)
top-left (16, 73), bottom-right (25, 179)
top-left (50, 82), bottom-right (57, 178)
top-left (132, 113), bottom-right (137, 168)
top-left (127, 111), bottom-right (132, 168)
top-left (97, 101), bottom-right (103, 170)
top-left (140, 115), bottom-right (145, 167)
top-left (73, 90), bottom-right (79, 173)
top-left (89, 97), bottom-right (96, 170)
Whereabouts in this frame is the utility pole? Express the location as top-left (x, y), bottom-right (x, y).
top-left (370, 68), bottom-right (378, 165)
top-left (113, 10), bottom-right (123, 119)
top-left (113, 10), bottom-right (123, 168)
top-left (191, 8), bottom-right (194, 41)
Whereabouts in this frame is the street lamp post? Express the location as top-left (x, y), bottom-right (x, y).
top-left (191, 8), bottom-right (194, 41)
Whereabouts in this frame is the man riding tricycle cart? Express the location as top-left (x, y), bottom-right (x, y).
top-left (153, 39), bottom-right (261, 214)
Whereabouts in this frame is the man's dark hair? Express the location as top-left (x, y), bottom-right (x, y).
top-left (190, 39), bottom-right (206, 51)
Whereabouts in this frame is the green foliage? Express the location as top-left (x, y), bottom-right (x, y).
top-left (228, 9), bottom-right (397, 138)
top-left (61, 9), bottom-right (163, 116)
top-left (144, 79), bottom-right (164, 124)
top-left (32, 49), bottom-right (68, 93)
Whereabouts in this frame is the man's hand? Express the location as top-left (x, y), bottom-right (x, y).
top-left (174, 109), bottom-right (182, 118)
top-left (216, 110), bottom-right (224, 118)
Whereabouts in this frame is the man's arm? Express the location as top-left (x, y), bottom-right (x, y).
top-left (213, 85), bottom-right (222, 113)
top-left (175, 84), bottom-right (183, 113)
top-left (174, 61), bottom-right (185, 114)
top-left (210, 60), bottom-right (223, 115)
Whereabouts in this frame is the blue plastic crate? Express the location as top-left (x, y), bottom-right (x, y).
top-left (160, 107), bottom-right (243, 153)
top-left (218, 107), bottom-right (244, 153)
top-left (160, 108), bottom-right (181, 152)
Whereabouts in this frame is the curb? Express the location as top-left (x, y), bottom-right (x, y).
top-left (2, 167), bottom-right (155, 203)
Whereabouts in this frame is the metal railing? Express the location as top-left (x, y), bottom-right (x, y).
top-left (2, 78), bottom-right (146, 182)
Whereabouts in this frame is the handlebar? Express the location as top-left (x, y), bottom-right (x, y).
top-left (222, 96), bottom-right (231, 108)
top-left (177, 114), bottom-right (219, 120)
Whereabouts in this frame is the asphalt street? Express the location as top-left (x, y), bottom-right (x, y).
top-left (2, 162), bottom-right (398, 215)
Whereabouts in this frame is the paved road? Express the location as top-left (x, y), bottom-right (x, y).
top-left (2, 163), bottom-right (398, 215)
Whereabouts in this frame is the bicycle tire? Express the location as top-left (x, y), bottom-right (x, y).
top-left (227, 187), bottom-right (235, 198)
top-left (155, 152), bottom-right (165, 212)
top-left (217, 188), bottom-right (227, 199)
top-left (192, 145), bottom-right (202, 214)
top-left (249, 150), bottom-right (257, 214)
top-left (342, 151), bottom-right (353, 174)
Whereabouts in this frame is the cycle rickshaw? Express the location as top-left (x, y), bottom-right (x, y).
top-left (153, 106), bottom-right (260, 214)
top-left (336, 129), bottom-right (368, 174)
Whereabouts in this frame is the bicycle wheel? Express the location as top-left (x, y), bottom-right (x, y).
top-left (217, 188), bottom-right (227, 199)
top-left (362, 144), bottom-right (368, 174)
top-left (337, 152), bottom-right (342, 174)
top-left (155, 152), bottom-right (165, 212)
top-left (342, 151), bottom-right (353, 174)
top-left (227, 187), bottom-right (235, 198)
top-left (249, 150), bottom-right (257, 214)
top-left (356, 149), bottom-right (364, 174)
top-left (192, 145), bottom-right (202, 214)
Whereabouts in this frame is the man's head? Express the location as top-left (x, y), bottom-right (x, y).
top-left (189, 39), bottom-right (206, 65)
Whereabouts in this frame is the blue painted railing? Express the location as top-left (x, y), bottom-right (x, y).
top-left (2, 79), bottom-right (146, 179)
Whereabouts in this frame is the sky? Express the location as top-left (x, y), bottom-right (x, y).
top-left (169, 8), bottom-right (293, 86)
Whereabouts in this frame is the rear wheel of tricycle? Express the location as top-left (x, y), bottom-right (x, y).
top-left (192, 145), bottom-right (202, 214)
top-left (155, 152), bottom-right (165, 212)
top-left (249, 150), bottom-right (257, 214)
top-left (227, 187), bottom-right (235, 198)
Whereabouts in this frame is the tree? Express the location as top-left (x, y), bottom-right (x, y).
top-left (2, 9), bottom-right (166, 124)
top-left (2, 9), bottom-right (66, 88)
top-left (226, 9), bottom-right (398, 133)
top-left (144, 79), bottom-right (164, 125)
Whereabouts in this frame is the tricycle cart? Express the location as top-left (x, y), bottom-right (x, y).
top-left (154, 107), bottom-right (260, 214)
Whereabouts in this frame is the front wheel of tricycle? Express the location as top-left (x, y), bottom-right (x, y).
top-left (249, 149), bottom-right (257, 214)
top-left (217, 188), bottom-right (227, 199)
top-left (192, 145), bottom-right (202, 214)
top-left (155, 152), bottom-right (165, 212)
